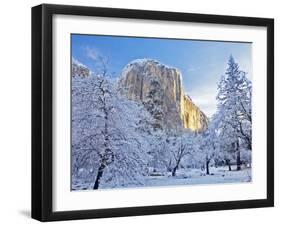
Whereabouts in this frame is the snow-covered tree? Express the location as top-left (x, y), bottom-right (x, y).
top-left (72, 58), bottom-right (153, 189)
top-left (237, 73), bottom-right (252, 151)
top-left (98, 99), bottom-right (153, 188)
top-left (215, 55), bottom-right (252, 170)
top-left (199, 119), bottom-right (219, 175)
top-left (147, 130), bottom-right (177, 173)
top-left (166, 129), bottom-right (195, 176)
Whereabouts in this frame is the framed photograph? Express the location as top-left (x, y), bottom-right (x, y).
top-left (32, 4), bottom-right (274, 221)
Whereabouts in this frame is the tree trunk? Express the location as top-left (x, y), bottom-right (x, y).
top-left (236, 150), bottom-right (241, 171)
top-left (206, 160), bottom-right (210, 175)
top-left (172, 166), bottom-right (178, 176)
top-left (93, 107), bottom-right (110, 190)
top-left (228, 163), bottom-right (232, 171)
top-left (93, 163), bottom-right (106, 189)
top-left (226, 159), bottom-right (231, 171)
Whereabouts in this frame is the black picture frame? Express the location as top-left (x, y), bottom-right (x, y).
top-left (32, 3), bottom-right (274, 222)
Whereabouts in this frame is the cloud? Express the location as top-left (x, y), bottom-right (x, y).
top-left (86, 47), bottom-right (101, 61)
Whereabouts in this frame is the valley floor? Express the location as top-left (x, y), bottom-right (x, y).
top-left (72, 166), bottom-right (252, 191)
top-left (144, 166), bottom-right (252, 188)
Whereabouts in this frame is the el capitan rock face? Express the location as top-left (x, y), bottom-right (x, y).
top-left (119, 59), bottom-right (208, 131)
top-left (181, 94), bottom-right (208, 131)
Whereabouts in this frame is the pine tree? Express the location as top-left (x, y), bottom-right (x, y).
top-left (216, 55), bottom-right (252, 170)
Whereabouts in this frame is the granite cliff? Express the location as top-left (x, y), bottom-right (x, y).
top-left (118, 59), bottom-right (208, 131)
top-left (72, 58), bottom-right (91, 78)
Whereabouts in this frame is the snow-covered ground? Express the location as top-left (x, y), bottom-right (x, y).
top-left (144, 167), bottom-right (251, 187)
top-left (72, 166), bottom-right (252, 191)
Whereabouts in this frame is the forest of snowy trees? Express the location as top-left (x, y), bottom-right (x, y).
top-left (71, 55), bottom-right (252, 190)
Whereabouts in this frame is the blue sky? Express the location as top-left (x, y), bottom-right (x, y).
top-left (72, 34), bottom-right (252, 118)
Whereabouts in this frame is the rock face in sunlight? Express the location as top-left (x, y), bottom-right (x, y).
top-left (181, 94), bottom-right (208, 131)
top-left (119, 59), bottom-right (208, 131)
